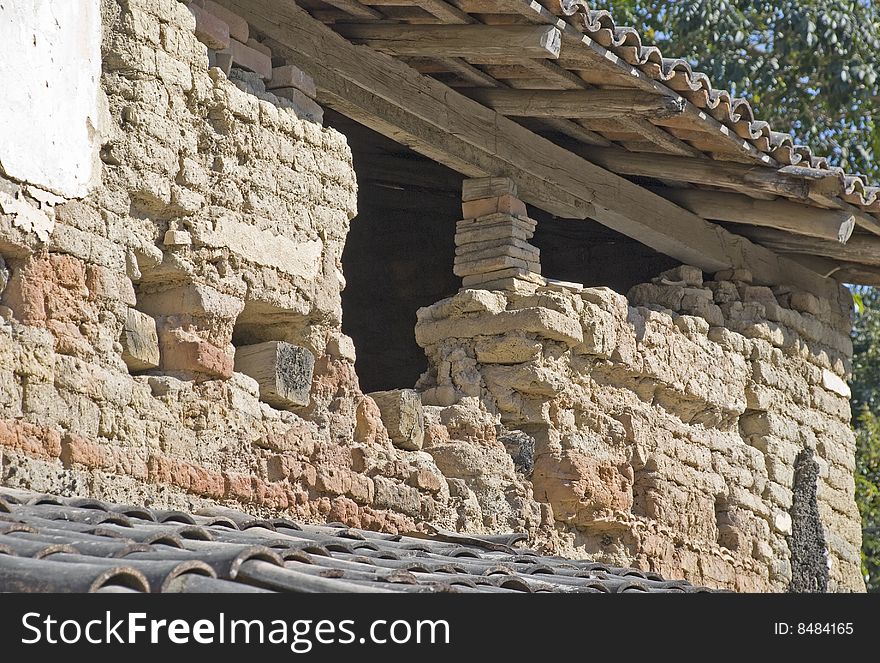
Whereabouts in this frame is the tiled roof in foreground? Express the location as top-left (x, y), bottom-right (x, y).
top-left (0, 487), bottom-right (712, 593)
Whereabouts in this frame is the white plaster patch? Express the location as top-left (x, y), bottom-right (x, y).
top-left (0, 189), bottom-right (54, 241)
top-left (196, 216), bottom-right (324, 281)
top-left (821, 369), bottom-right (851, 399)
top-left (0, 0), bottom-right (102, 197)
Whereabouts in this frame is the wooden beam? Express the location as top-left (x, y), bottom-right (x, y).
top-left (467, 89), bottom-right (686, 118)
top-left (786, 255), bottom-right (880, 287)
top-left (732, 226), bottom-right (880, 267)
top-left (583, 148), bottom-right (813, 199)
top-left (221, 0), bottom-right (846, 301)
top-left (807, 192), bottom-right (880, 238)
top-left (334, 24), bottom-right (562, 61)
top-left (654, 188), bottom-right (855, 244)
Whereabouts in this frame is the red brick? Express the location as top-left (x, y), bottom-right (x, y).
top-left (461, 194), bottom-right (527, 220)
top-left (186, 2), bottom-right (230, 50)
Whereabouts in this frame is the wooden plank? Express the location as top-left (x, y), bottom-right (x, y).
top-left (583, 148), bottom-right (812, 199)
top-left (222, 0), bottom-right (846, 301)
top-left (733, 226), bottom-right (880, 267)
top-left (334, 24), bottom-right (562, 60)
top-left (436, 57), bottom-right (502, 87)
top-left (654, 188), bottom-right (855, 243)
top-left (467, 89), bottom-right (686, 118)
top-left (321, 0), bottom-right (383, 20)
top-left (365, 0), bottom-right (473, 24)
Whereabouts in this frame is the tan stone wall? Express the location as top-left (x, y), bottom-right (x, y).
top-left (0, 0), bottom-right (864, 592)
top-left (0, 0), bottom-right (489, 536)
top-left (414, 266), bottom-right (863, 592)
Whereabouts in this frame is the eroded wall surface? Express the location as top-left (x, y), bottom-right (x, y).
top-left (414, 267), bottom-right (862, 592)
top-left (0, 0), bottom-right (864, 592)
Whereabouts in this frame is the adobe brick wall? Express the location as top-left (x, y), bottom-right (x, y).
top-left (0, 0), bottom-right (864, 592)
top-left (414, 266), bottom-right (862, 591)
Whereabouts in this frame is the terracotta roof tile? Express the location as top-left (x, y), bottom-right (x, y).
top-left (0, 487), bottom-right (715, 593)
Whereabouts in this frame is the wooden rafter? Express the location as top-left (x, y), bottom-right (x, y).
top-left (217, 0), bottom-right (847, 302)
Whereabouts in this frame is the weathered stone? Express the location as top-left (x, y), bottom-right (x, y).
top-left (655, 264), bottom-right (703, 287)
top-left (453, 254), bottom-right (537, 278)
top-left (160, 329), bottom-right (233, 379)
top-left (475, 335), bottom-right (542, 364)
top-left (368, 389), bottom-right (424, 451)
top-left (186, 2), bottom-right (229, 50)
top-left (713, 268), bottom-right (753, 284)
top-left (461, 267), bottom-right (543, 288)
top-left (416, 307), bottom-right (583, 347)
top-left (120, 308), bottom-right (160, 371)
top-left (234, 341), bottom-right (315, 409)
top-left (453, 242), bottom-right (538, 265)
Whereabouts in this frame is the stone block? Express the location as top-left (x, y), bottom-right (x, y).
top-left (466, 277), bottom-right (538, 294)
top-left (454, 239), bottom-right (537, 265)
top-left (713, 268), bottom-right (753, 284)
top-left (267, 64), bottom-right (317, 98)
top-left (475, 335), bottom-right (542, 364)
top-left (272, 87), bottom-right (324, 124)
top-left (160, 329), bottom-right (234, 379)
top-left (462, 267), bottom-right (543, 288)
top-left (163, 229), bottom-right (192, 246)
top-left (453, 254), bottom-right (538, 278)
top-left (218, 39), bottom-right (271, 81)
top-left (120, 308), bottom-right (160, 372)
top-left (462, 177), bottom-right (517, 202)
top-left (198, 0), bottom-right (248, 42)
top-left (234, 341), bottom-right (315, 409)
top-left (790, 291), bottom-right (821, 315)
top-left (186, 2), bottom-right (229, 50)
top-left (655, 264), bottom-right (703, 287)
top-left (453, 242), bottom-right (538, 265)
top-left (246, 38), bottom-right (271, 57)
top-left (368, 389), bottom-right (424, 451)
top-left (461, 193), bottom-right (527, 219)
top-left (416, 306), bottom-right (582, 347)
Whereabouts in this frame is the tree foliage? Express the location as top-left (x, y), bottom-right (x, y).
top-left (603, 0), bottom-right (880, 180)
top-left (850, 286), bottom-right (880, 590)
top-left (599, 1), bottom-right (880, 590)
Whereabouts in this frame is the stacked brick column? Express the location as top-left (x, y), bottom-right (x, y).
top-left (453, 177), bottom-right (544, 293)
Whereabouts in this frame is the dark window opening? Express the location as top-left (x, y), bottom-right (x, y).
top-left (530, 208), bottom-right (679, 294)
top-left (326, 111), bottom-right (462, 393)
